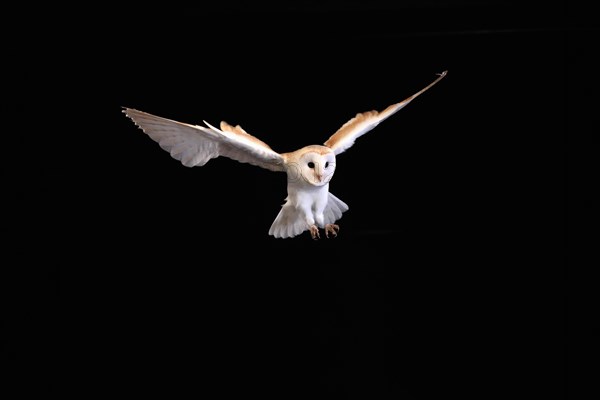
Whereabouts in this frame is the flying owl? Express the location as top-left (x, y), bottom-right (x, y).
top-left (123, 71), bottom-right (447, 239)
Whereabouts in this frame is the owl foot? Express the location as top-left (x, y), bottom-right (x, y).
top-left (325, 224), bottom-right (339, 238)
top-left (309, 225), bottom-right (320, 240)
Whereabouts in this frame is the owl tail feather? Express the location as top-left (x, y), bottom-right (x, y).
top-left (323, 192), bottom-right (349, 227)
top-left (268, 193), bottom-right (349, 239)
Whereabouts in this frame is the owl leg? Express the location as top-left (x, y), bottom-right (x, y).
top-left (304, 213), bottom-right (321, 240)
top-left (309, 225), bottom-right (320, 240)
top-left (311, 213), bottom-right (329, 240)
top-left (325, 224), bottom-right (339, 238)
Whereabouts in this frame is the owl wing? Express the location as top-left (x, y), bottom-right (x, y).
top-left (323, 71), bottom-right (447, 155)
top-left (123, 108), bottom-right (285, 172)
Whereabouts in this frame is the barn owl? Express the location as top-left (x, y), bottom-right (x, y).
top-left (123, 71), bottom-right (447, 239)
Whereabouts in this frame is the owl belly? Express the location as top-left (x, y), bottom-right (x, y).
top-left (289, 184), bottom-right (329, 224)
top-left (269, 183), bottom-right (348, 238)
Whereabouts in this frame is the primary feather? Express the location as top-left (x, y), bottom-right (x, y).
top-left (324, 70), bottom-right (447, 155)
top-left (123, 108), bottom-right (285, 171)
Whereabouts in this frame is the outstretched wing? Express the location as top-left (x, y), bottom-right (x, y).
top-left (324, 71), bottom-right (447, 155)
top-left (123, 108), bottom-right (285, 171)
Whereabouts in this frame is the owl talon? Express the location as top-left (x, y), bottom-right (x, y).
top-left (325, 224), bottom-right (339, 238)
top-left (309, 225), bottom-right (320, 240)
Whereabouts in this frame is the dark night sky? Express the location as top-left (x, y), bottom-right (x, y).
top-left (3, 1), bottom-right (593, 399)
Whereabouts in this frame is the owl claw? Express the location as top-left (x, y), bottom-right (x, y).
top-left (325, 224), bottom-right (339, 238)
top-left (309, 225), bottom-right (320, 240)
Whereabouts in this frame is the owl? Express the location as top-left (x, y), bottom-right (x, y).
top-left (123, 71), bottom-right (446, 239)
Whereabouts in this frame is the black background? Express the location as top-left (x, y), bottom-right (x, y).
top-left (2, 1), bottom-right (593, 398)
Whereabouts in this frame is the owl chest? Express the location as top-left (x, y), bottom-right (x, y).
top-left (287, 185), bottom-right (329, 213)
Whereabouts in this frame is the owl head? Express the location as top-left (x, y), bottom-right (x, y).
top-left (285, 145), bottom-right (336, 187)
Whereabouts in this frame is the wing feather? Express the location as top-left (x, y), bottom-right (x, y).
top-left (324, 71), bottom-right (447, 155)
top-left (123, 108), bottom-right (285, 171)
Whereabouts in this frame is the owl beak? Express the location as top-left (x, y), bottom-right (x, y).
top-left (315, 173), bottom-right (323, 183)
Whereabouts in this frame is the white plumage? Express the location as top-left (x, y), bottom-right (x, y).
top-left (123, 71), bottom-right (447, 239)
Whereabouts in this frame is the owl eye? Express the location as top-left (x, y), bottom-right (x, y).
top-left (307, 162), bottom-right (315, 169)
top-left (325, 162), bottom-right (329, 168)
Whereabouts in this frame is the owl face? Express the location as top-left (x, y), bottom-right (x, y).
top-left (295, 149), bottom-right (336, 187)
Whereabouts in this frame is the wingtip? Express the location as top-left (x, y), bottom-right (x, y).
top-left (122, 107), bottom-right (145, 119)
